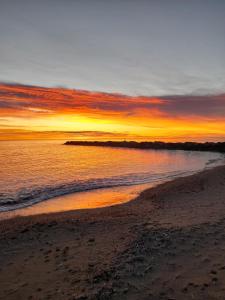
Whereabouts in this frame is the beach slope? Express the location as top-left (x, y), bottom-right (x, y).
top-left (1, 165), bottom-right (225, 299)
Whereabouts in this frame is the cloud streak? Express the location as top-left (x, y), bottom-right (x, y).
top-left (1, 83), bottom-right (225, 120)
top-left (1, 83), bottom-right (225, 142)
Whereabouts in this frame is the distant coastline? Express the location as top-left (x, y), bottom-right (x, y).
top-left (65, 140), bottom-right (225, 153)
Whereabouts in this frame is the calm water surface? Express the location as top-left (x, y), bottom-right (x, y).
top-left (0, 140), bottom-right (224, 214)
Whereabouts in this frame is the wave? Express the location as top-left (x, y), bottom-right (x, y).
top-left (0, 169), bottom-right (195, 212)
top-left (205, 158), bottom-right (223, 166)
top-left (1, 155), bottom-right (224, 212)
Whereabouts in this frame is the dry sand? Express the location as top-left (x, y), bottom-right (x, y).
top-left (1, 165), bottom-right (225, 299)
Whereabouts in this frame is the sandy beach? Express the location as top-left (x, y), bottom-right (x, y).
top-left (1, 165), bottom-right (225, 300)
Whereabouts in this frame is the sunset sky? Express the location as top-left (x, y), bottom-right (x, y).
top-left (0, 0), bottom-right (225, 141)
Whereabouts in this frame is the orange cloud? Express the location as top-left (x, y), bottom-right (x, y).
top-left (0, 83), bottom-right (225, 141)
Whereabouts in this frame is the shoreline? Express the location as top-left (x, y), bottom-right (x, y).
top-left (1, 164), bottom-right (225, 299)
top-left (0, 164), bottom-right (224, 226)
top-left (0, 183), bottom-right (154, 220)
top-left (1, 162), bottom-right (222, 220)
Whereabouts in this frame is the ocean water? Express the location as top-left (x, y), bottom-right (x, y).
top-left (0, 140), bottom-right (224, 213)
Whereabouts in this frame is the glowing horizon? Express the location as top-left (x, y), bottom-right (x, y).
top-left (0, 83), bottom-right (225, 142)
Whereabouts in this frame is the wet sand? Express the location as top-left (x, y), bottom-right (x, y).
top-left (0, 183), bottom-right (154, 220)
top-left (1, 165), bottom-right (225, 299)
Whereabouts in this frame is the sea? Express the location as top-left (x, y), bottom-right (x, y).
top-left (0, 140), bottom-right (224, 216)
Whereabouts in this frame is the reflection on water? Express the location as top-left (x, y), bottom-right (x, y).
top-left (0, 183), bottom-right (155, 220)
top-left (0, 140), bottom-right (224, 215)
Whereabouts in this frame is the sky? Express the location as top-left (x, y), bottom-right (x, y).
top-left (0, 0), bottom-right (225, 141)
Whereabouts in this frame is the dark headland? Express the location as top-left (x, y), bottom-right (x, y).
top-left (64, 140), bottom-right (225, 153)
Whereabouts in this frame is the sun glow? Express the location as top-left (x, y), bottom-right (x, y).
top-left (1, 83), bottom-right (225, 142)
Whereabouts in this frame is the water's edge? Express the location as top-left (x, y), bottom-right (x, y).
top-left (1, 157), bottom-right (224, 215)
